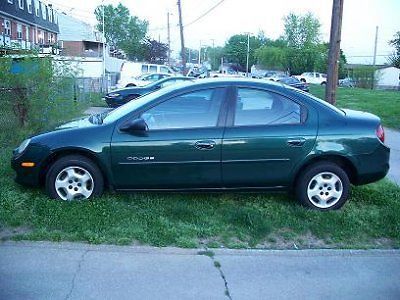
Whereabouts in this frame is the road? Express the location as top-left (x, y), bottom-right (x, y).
top-left (1, 242), bottom-right (399, 300)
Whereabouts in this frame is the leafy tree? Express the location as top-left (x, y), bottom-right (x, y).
top-left (95, 3), bottom-right (148, 60)
top-left (283, 12), bottom-right (321, 48)
top-left (142, 38), bottom-right (169, 64)
top-left (205, 46), bottom-right (224, 70)
top-left (388, 31), bottom-right (400, 68)
top-left (224, 34), bottom-right (263, 71)
top-left (255, 46), bottom-right (286, 70)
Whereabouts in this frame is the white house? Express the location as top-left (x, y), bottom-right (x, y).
top-left (375, 66), bottom-right (400, 90)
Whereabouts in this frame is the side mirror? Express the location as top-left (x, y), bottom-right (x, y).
top-left (120, 118), bottom-right (148, 134)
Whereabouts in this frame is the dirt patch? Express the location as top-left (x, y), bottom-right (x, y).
top-left (0, 226), bottom-right (32, 241)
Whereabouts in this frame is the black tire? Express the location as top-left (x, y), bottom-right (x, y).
top-left (125, 83), bottom-right (136, 87)
top-left (321, 81), bottom-right (327, 86)
top-left (300, 78), bottom-right (306, 83)
top-left (45, 155), bottom-right (104, 201)
top-left (295, 162), bottom-right (350, 210)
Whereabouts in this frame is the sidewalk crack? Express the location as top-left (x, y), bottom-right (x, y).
top-left (65, 249), bottom-right (89, 300)
top-left (198, 248), bottom-right (232, 300)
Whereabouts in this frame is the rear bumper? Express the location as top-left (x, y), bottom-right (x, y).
top-left (353, 143), bottom-right (390, 185)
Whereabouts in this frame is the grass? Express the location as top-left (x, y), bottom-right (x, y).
top-left (310, 85), bottom-right (400, 129)
top-left (0, 86), bottom-right (399, 249)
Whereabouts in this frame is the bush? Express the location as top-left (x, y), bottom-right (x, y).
top-left (0, 55), bottom-right (88, 135)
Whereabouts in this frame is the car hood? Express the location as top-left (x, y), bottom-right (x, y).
top-left (56, 116), bottom-right (100, 130)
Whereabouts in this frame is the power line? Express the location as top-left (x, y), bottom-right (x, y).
top-left (184, 0), bottom-right (225, 28)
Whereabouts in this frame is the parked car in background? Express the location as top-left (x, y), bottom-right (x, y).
top-left (277, 76), bottom-right (309, 92)
top-left (117, 62), bottom-right (175, 88)
top-left (339, 77), bottom-right (355, 88)
top-left (13, 78), bottom-right (389, 210)
top-left (124, 73), bottom-right (172, 87)
top-left (263, 71), bottom-right (287, 81)
top-left (294, 72), bottom-right (327, 85)
top-left (105, 76), bottom-right (193, 107)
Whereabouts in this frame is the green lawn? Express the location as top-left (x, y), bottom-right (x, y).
top-left (310, 85), bottom-right (400, 129)
top-left (1, 86), bottom-right (399, 249)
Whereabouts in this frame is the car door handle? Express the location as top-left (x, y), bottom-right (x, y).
top-left (287, 138), bottom-right (306, 147)
top-left (194, 140), bottom-right (216, 150)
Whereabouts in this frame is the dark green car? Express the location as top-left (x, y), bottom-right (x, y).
top-left (11, 79), bottom-right (390, 210)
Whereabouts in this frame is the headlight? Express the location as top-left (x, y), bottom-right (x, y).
top-left (108, 93), bottom-right (120, 98)
top-left (17, 138), bottom-right (31, 154)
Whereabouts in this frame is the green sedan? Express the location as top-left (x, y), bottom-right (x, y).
top-left (11, 79), bottom-right (390, 210)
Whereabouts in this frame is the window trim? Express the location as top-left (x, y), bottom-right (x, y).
top-left (119, 87), bottom-right (229, 133)
top-left (227, 86), bottom-right (308, 128)
top-left (18, 0), bottom-right (24, 9)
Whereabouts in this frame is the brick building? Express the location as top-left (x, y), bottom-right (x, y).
top-left (0, 0), bottom-right (59, 52)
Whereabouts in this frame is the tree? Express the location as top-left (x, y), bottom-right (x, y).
top-left (255, 46), bottom-right (286, 70)
top-left (388, 31), bottom-right (400, 68)
top-left (224, 34), bottom-right (263, 71)
top-left (142, 38), bottom-right (169, 64)
top-left (95, 3), bottom-right (148, 60)
top-left (283, 12), bottom-right (321, 48)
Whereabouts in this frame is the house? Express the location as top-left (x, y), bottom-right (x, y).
top-left (57, 13), bottom-right (104, 58)
top-left (0, 0), bottom-right (59, 53)
top-left (375, 66), bottom-right (400, 90)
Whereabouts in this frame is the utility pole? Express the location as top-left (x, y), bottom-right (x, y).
top-left (167, 12), bottom-right (171, 65)
top-left (198, 40), bottom-right (202, 65)
top-left (102, 0), bottom-right (106, 92)
top-left (373, 26), bottom-right (379, 66)
top-left (177, 0), bottom-right (186, 74)
top-left (325, 0), bottom-right (344, 105)
top-left (246, 32), bottom-right (250, 77)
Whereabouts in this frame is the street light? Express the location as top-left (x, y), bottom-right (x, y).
top-left (246, 32), bottom-right (250, 77)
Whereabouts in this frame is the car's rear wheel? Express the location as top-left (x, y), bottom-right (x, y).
top-left (45, 155), bottom-right (104, 201)
top-left (295, 162), bottom-right (350, 210)
top-left (126, 83), bottom-right (136, 87)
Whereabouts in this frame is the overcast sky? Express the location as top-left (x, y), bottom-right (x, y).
top-left (46, 0), bottom-right (400, 65)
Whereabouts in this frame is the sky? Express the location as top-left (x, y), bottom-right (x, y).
top-left (45, 0), bottom-right (400, 65)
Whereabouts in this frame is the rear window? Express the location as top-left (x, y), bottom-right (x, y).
top-left (149, 65), bottom-right (157, 73)
top-left (141, 65), bottom-right (148, 73)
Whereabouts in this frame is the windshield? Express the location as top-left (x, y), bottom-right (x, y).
top-left (102, 80), bottom-right (193, 124)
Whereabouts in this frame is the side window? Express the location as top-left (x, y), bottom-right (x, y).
top-left (142, 88), bottom-right (224, 130)
top-left (160, 66), bottom-right (169, 73)
top-left (149, 65), bottom-right (157, 73)
top-left (315, 73), bottom-right (320, 78)
top-left (234, 88), bottom-right (302, 126)
top-left (141, 65), bottom-right (148, 73)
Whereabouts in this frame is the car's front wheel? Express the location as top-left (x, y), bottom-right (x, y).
top-left (45, 155), bottom-right (104, 201)
top-left (295, 162), bottom-right (350, 210)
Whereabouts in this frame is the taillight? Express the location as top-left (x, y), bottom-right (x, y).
top-left (376, 124), bottom-right (385, 143)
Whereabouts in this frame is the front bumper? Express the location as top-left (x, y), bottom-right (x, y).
top-left (11, 145), bottom-right (49, 187)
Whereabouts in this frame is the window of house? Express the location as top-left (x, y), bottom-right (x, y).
top-left (4, 20), bottom-right (11, 36)
top-left (48, 8), bottom-right (53, 22)
top-left (41, 3), bottom-right (47, 20)
top-left (141, 89), bottom-right (224, 130)
top-left (25, 26), bottom-right (30, 41)
top-left (35, 0), bottom-right (40, 16)
top-left (27, 0), bottom-right (33, 13)
top-left (141, 65), bottom-right (148, 73)
top-left (38, 30), bottom-right (44, 44)
top-left (18, 0), bottom-right (24, 9)
top-left (17, 23), bottom-right (23, 39)
top-left (234, 88), bottom-right (302, 126)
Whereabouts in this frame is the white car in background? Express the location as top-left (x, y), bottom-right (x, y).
top-left (117, 62), bottom-right (175, 88)
top-left (122, 73), bottom-right (172, 87)
top-left (294, 72), bottom-right (327, 85)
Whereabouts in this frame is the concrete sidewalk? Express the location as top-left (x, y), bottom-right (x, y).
top-left (1, 242), bottom-right (399, 300)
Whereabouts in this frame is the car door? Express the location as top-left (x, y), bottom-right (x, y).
top-left (110, 87), bottom-right (228, 190)
top-left (221, 87), bottom-right (317, 188)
